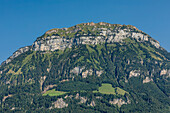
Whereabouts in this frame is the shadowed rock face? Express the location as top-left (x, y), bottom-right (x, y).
top-left (1, 22), bottom-right (161, 65)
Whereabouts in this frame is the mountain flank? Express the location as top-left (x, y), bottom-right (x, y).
top-left (0, 22), bottom-right (170, 113)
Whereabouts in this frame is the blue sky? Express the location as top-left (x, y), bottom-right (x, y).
top-left (0, 0), bottom-right (170, 63)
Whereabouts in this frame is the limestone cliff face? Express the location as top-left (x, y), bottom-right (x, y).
top-left (32, 35), bottom-right (74, 51)
top-left (32, 27), bottom-right (160, 52)
top-left (2, 22), bottom-right (161, 65)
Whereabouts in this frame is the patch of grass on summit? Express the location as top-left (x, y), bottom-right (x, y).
top-left (43, 89), bottom-right (67, 96)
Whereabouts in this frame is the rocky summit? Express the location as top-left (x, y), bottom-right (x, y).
top-left (0, 22), bottom-right (170, 113)
top-left (3, 22), bottom-right (160, 65)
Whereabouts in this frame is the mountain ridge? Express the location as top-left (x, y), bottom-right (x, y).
top-left (1, 22), bottom-right (164, 65)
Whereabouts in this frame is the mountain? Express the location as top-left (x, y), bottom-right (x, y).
top-left (0, 22), bottom-right (170, 113)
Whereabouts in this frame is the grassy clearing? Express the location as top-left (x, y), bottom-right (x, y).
top-left (43, 89), bottom-right (67, 96)
top-left (93, 83), bottom-right (128, 95)
top-left (93, 83), bottom-right (116, 95)
top-left (43, 84), bottom-right (128, 96)
top-left (116, 87), bottom-right (128, 95)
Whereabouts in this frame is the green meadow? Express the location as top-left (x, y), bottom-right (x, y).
top-left (93, 83), bottom-right (128, 95)
top-left (43, 89), bottom-right (67, 96)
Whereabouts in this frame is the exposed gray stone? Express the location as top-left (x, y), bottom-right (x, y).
top-left (53, 98), bottom-right (68, 108)
top-left (109, 98), bottom-right (127, 107)
top-left (150, 40), bottom-right (160, 48)
top-left (160, 69), bottom-right (167, 76)
top-left (129, 70), bottom-right (140, 78)
top-left (143, 77), bottom-right (153, 83)
top-left (79, 97), bottom-right (87, 104)
top-left (32, 27), bottom-right (160, 52)
top-left (90, 100), bottom-right (96, 107)
top-left (96, 70), bottom-right (103, 77)
top-left (3, 95), bottom-right (13, 102)
top-left (75, 93), bottom-right (80, 99)
top-left (70, 67), bottom-right (84, 75)
top-left (82, 70), bottom-right (89, 78)
top-left (82, 69), bottom-right (93, 78)
top-left (160, 69), bottom-right (170, 78)
top-left (75, 93), bottom-right (87, 104)
top-left (131, 32), bottom-right (148, 42)
top-left (40, 76), bottom-right (46, 91)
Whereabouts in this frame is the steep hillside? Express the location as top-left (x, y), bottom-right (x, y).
top-left (0, 22), bottom-right (170, 113)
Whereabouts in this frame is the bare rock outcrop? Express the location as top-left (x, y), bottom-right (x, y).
top-left (160, 69), bottom-right (170, 78)
top-left (70, 67), bottom-right (84, 75)
top-left (143, 77), bottom-right (153, 83)
top-left (32, 23), bottom-right (160, 52)
top-left (90, 100), bottom-right (96, 107)
top-left (82, 69), bottom-right (93, 78)
top-left (3, 95), bottom-right (13, 102)
top-left (75, 93), bottom-right (87, 104)
top-left (160, 69), bottom-right (167, 76)
top-left (79, 97), bottom-right (87, 104)
top-left (129, 70), bottom-right (140, 78)
top-left (96, 70), bottom-right (103, 77)
top-left (82, 70), bottom-right (89, 78)
top-left (109, 98), bottom-right (127, 107)
top-left (75, 93), bottom-right (80, 99)
top-left (53, 98), bottom-right (68, 108)
top-left (40, 76), bottom-right (46, 91)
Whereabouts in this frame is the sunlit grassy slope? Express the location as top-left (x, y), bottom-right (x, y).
top-left (93, 83), bottom-right (128, 95)
top-left (43, 89), bottom-right (67, 96)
